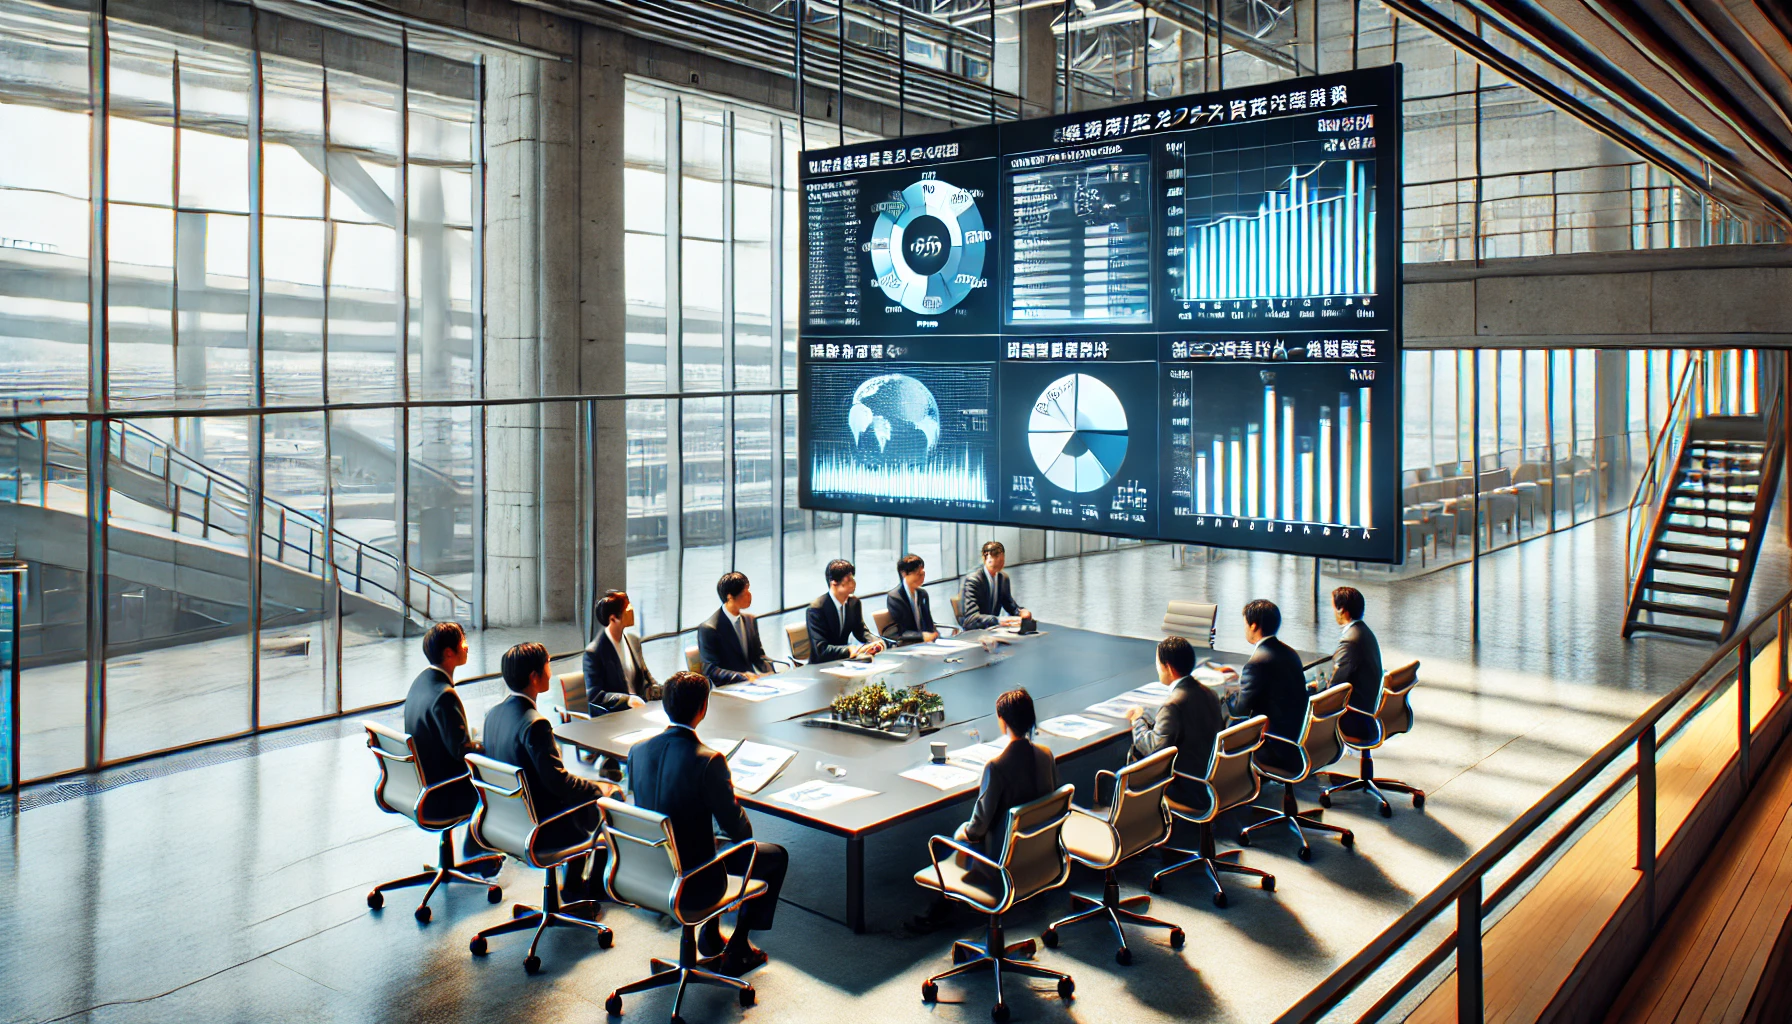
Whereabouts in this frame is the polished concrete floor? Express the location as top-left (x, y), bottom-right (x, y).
top-left (4, 512), bottom-right (1783, 1024)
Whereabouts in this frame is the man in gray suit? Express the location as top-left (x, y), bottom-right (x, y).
top-left (1127, 635), bottom-right (1224, 805)
top-left (584, 589), bottom-right (662, 706)
top-left (402, 621), bottom-right (494, 872)
top-left (1328, 586), bottom-right (1384, 736)
top-left (958, 540), bottom-right (1032, 630)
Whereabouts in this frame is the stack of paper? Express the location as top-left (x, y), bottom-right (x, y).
top-left (611, 726), bottom-right (665, 748)
top-left (1086, 681), bottom-right (1173, 720)
top-left (727, 741), bottom-right (796, 794)
top-left (1037, 714), bottom-right (1113, 740)
top-left (947, 741), bottom-right (1008, 771)
top-left (714, 677), bottom-right (809, 702)
top-left (900, 763), bottom-right (980, 791)
top-left (818, 660), bottom-right (885, 680)
top-left (767, 780), bottom-right (879, 811)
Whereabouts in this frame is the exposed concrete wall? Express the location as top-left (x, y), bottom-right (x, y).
top-left (1404, 246), bottom-right (1792, 348)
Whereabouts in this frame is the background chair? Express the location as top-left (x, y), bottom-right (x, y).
top-left (598, 797), bottom-right (761, 1021)
top-left (1241, 684), bottom-right (1355, 860)
top-left (465, 753), bottom-right (613, 972)
top-left (950, 594), bottom-right (962, 623)
top-left (555, 671), bottom-right (599, 763)
top-left (1043, 747), bottom-right (1184, 964)
top-left (914, 784), bottom-right (1077, 1022)
top-left (363, 722), bottom-right (504, 922)
top-left (871, 607), bottom-right (894, 640)
top-left (785, 621), bottom-right (811, 664)
top-left (1151, 716), bottom-right (1276, 906)
top-left (1161, 600), bottom-right (1218, 648)
top-left (685, 645), bottom-right (703, 674)
top-left (1320, 660), bottom-right (1425, 816)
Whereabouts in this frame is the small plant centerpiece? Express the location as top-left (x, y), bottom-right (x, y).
top-left (811, 681), bottom-right (946, 739)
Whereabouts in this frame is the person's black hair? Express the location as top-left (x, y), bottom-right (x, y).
top-left (500, 642), bottom-right (550, 693)
top-left (825, 558), bottom-right (856, 586)
top-left (1331, 586), bottom-right (1366, 621)
top-left (980, 540), bottom-right (1005, 560)
top-left (716, 572), bottom-right (749, 603)
top-left (596, 590), bottom-right (629, 626)
top-left (1157, 635), bottom-right (1197, 677)
top-left (422, 621), bottom-right (465, 667)
top-left (897, 553), bottom-right (924, 578)
top-left (662, 670), bottom-right (711, 725)
top-left (1243, 598), bottom-right (1281, 637)
top-left (995, 688), bottom-right (1036, 735)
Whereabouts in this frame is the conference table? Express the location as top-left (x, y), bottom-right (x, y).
top-left (557, 623), bottom-right (1330, 933)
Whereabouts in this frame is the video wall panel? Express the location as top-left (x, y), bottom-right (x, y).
top-left (798, 65), bottom-right (1403, 562)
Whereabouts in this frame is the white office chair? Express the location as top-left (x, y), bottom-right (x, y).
top-left (1161, 600), bottom-right (1219, 648)
top-left (684, 645), bottom-right (703, 675)
top-left (599, 797), bottom-right (761, 1020)
top-left (363, 722), bottom-right (504, 922)
top-left (785, 622), bottom-right (812, 664)
top-left (915, 784), bottom-right (1077, 1022)
top-left (465, 753), bottom-right (614, 972)
top-left (1043, 747), bottom-right (1184, 964)
top-left (871, 607), bottom-right (895, 640)
top-left (1241, 684), bottom-right (1355, 859)
top-left (1152, 716), bottom-right (1277, 905)
top-left (555, 671), bottom-right (599, 764)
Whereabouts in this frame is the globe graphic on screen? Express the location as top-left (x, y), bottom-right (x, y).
top-left (849, 374), bottom-right (941, 469)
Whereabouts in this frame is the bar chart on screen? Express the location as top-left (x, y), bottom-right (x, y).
top-left (1180, 159), bottom-right (1375, 303)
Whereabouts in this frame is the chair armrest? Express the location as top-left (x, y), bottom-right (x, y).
top-left (555, 707), bottom-right (591, 725)
top-left (926, 835), bottom-right (1008, 913)
top-left (669, 838), bottom-right (760, 923)
top-left (766, 655), bottom-right (796, 670)
top-left (533, 797), bottom-right (602, 833)
top-left (1254, 733), bottom-right (1308, 780)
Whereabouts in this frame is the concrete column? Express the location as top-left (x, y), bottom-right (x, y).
top-left (1593, 349), bottom-right (1629, 507)
top-left (581, 25), bottom-right (630, 603)
top-left (1018, 6), bottom-right (1057, 118)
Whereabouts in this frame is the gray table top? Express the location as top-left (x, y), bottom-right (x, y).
top-left (556, 624), bottom-right (1329, 839)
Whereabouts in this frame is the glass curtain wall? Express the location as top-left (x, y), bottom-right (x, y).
top-left (0, 0), bottom-right (481, 782)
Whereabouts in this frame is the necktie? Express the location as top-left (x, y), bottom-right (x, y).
top-left (735, 616), bottom-right (748, 657)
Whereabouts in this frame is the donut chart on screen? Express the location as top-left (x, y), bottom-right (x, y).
top-left (1027, 373), bottom-right (1130, 493)
top-left (868, 179), bottom-right (988, 315)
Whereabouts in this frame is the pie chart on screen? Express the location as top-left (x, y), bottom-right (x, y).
top-left (1027, 373), bottom-right (1129, 493)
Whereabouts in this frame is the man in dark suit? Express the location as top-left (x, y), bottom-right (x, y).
top-left (584, 589), bottom-right (662, 708)
top-left (696, 572), bottom-right (773, 686)
top-left (1127, 635), bottom-right (1224, 805)
top-left (883, 553), bottom-right (940, 646)
top-left (958, 540), bottom-right (1032, 630)
top-left (1328, 586), bottom-right (1384, 736)
top-left (402, 621), bottom-right (495, 872)
top-left (806, 559), bottom-right (885, 664)
top-left (482, 642), bottom-right (621, 903)
top-left (628, 671), bottom-right (788, 977)
top-left (1224, 599), bottom-right (1309, 774)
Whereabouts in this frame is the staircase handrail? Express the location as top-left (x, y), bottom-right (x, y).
top-left (1625, 357), bottom-right (1702, 588)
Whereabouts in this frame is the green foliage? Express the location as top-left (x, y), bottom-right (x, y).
top-left (830, 681), bottom-right (941, 722)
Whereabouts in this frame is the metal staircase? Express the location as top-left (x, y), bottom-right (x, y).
top-left (10, 419), bottom-right (470, 629)
top-left (1624, 355), bottom-right (1782, 643)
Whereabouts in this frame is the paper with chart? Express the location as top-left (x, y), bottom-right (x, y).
top-left (767, 779), bottom-right (879, 811)
top-left (728, 741), bottom-right (796, 794)
top-left (947, 741), bottom-right (1008, 772)
top-left (1086, 680), bottom-right (1173, 719)
top-left (1037, 714), bottom-right (1114, 740)
top-left (715, 677), bottom-right (809, 702)
top-left (900, 762), bottom-right (980, 791)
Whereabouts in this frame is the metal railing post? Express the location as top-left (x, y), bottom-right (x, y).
top-left (1637, 724), bottom-right (1656, 927)
top-left (1780, 605), bottom-right (1789, 694)
top-left (1458, 876), bottom-right (1484, 1024)
top-left (1738, 636), bottom-right (1752, 788)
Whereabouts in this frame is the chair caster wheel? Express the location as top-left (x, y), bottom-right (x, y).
top-left (470, 936), bottom-right (488, 956)
top-left (1212, 890), bottom-right (1228, 908)
top-left (1297, 845), bottom-right (1313, 862)
top-left (487, 886), bottom-right (503, 903)
top-left (952, 945), bottom-right (972, 964)
top-left (992, 1001), bottom-right (1011, 1022)
top-left (1341, 831), bottom-right (1355, 848)
top-left (1057, 977), bottom-right (1075, 999)
top-left (1169, 928), bottom-right (1185, 949)
top-left (1042, 928), bottom-right (1059, 949)
top-left (670, 1015), bottom-right (685, 1024)
top-left (921, 982), bottom-right (939, 1003)
top-left (367, 891), bottom-right (383, 910)
top-left (1149, 877), bottom-right (1163, 894)
top-left (1413, 793), bottom-right (1426, 810)
top-left (514, 905), bottom-right (531, 918)
top-left (1378, 802), bottom-right (1392, 818)
top-left (605, 993), bottom-right (623, 1016)
top-left (1262, 875), bottom-right (1276, 892)
top-left (597, 929), bottom-right (614, 949)
top-left (1115, 946), bottom-right (1132, 966)
top-left (414, 904), bottom-right (432, 923)
top-left (523, 955), bottom-right (541, 974)
top-left (1318, 792), bottom-right (1332, 808)
top-left (739, 986), bottom-right (756, 1007)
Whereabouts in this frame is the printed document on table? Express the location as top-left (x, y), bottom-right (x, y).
top-left (1037, 714), bottom-right (1113, 740)
top-left (715, 677), bottom-right (808, 701)
top-left (947, 741), bottom-right (1008, 772)
top-left (612, 726), bottom-right (665, 748)
top-left (900, 763), bottom-right (980, 791)
top-left (728, 741), bottom-right (796, 794)
top-left (1086, 681), bottom-right (1173, 719)
top-left (819, 660), bottom-right (885, 680)
top-left (767, 780), bottom-right (879, 811)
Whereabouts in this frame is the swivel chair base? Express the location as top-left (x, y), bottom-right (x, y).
top-left (469, 863), bottom-right (612, 972)
top-left (921, 915), bottom-right (1074, 1022)
top-left (1319, 747), bottom-right (1425, 818)
top-left (366, 828), bottom-right (504, 923)
top-left (1151, 821), bottom-right (1275, 907)
top-left (604, 922), bottom-right (755, 1022)
top-left (1239, 780), bottom-right (1354, 861)
top-left (1043, 869), bottom-right (1184, 964)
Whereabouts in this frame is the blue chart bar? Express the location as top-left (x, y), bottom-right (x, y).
top-left (1188, 160), bottom-right (1375, 301)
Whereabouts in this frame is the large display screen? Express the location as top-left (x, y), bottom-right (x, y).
top-left (798, 65), bottom-right (1402, 561)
